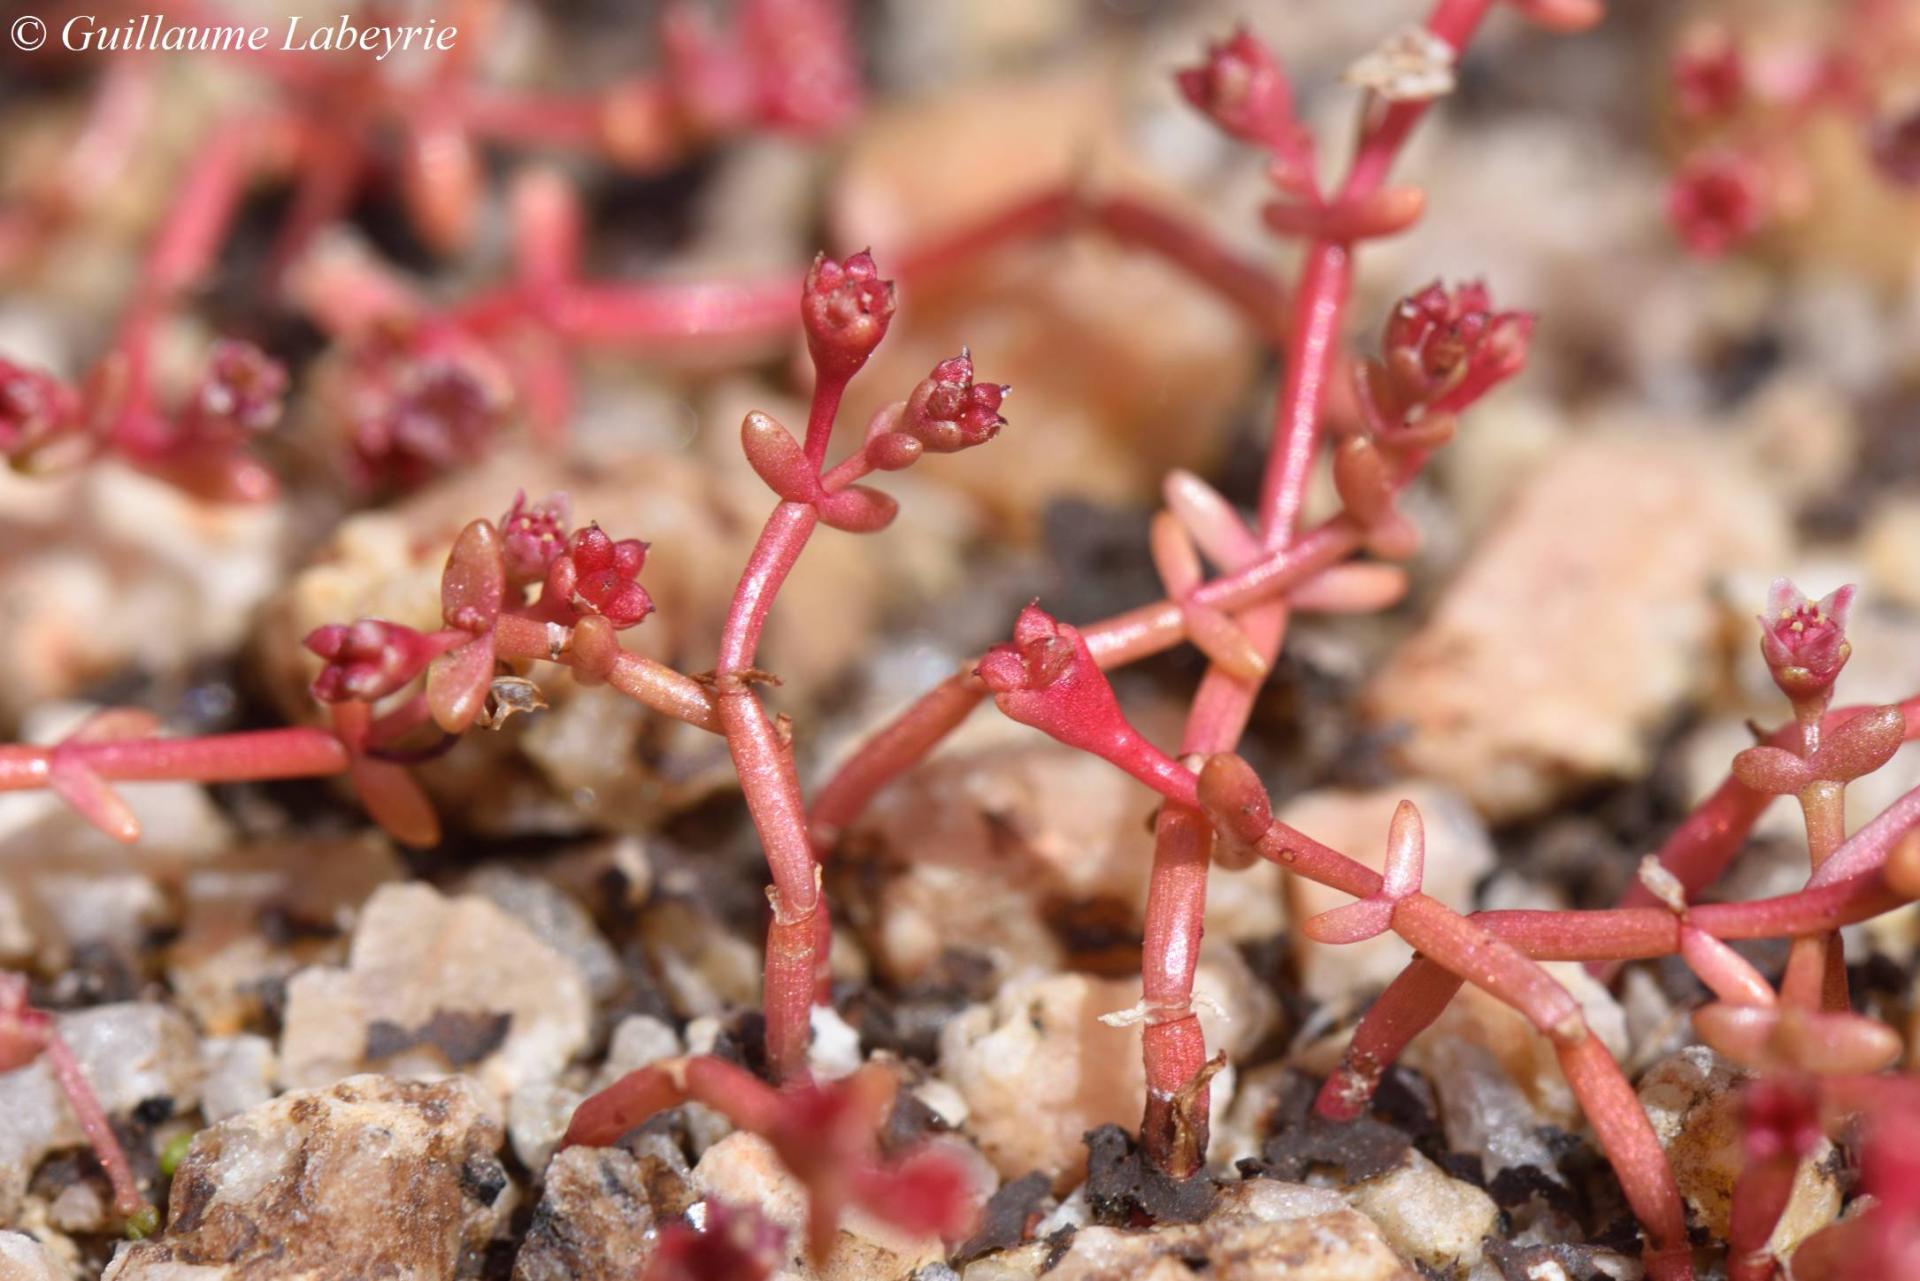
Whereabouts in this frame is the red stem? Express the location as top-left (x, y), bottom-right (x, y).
top-left (807, 521), bottom-right (1362, 848)
top-left (0, 728), bottom-right (350, 790)
top-left (543, 278), bottom-right (800, 347)
top-left (1315, 958), bottom-right (1464, 1119)
top-left (42, 1032), bottom-right (144, 1217)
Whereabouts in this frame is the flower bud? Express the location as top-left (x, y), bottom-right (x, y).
top-left (801, 251), bottom-right (895, 379)
top-left (1382, 280), bottom-right (1534, 415)
top-left (307, 620), bottom-right (438, 702)
top-left (1671, 23), bottom-right (1743, 123)
top-left (194, 341), bottom-right (288, 437)
top-left (1176, 27), bottom-right (1297, 150)
top-left (547, 525), bottom-right (654, 629)
top-left (0, 359), bottom-right (80, 460)
top-left (1667, 149), bottom-right (1768, 258)
top-left (900, 351), bottom-right (1008, 453)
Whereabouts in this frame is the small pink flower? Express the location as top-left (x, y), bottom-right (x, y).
top-left (499, 490), bottom-right (572, 588)
top-left (899, 351), bottom-right (1008, 454)
top-left (305, 620), bottom-right (443, 703)
top-left (0, 359), bottom-right (80, 458)
top-left (1671, 24), bottom-right (1744, 122)
top-left (546, 525), bottom-right (654, 628)
top-left (1382, 280), bottom-right (1534, 413)
top-left (194, 340), bottom-right (288, 437)
top-left (800, 250), bottom-right (895, 378)
top-left (1758, 578), bottom-right (1854, 701)
top-left (346, 327), bottom-right (513, 491)
top-left (1667, 150), bottom-right (1769, 257)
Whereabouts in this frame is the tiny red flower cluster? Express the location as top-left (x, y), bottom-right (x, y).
top-left (898, 351), bottom-right (1008, 454)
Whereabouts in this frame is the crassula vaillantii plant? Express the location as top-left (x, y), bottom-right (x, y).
top-left (8, 2), bottom-right (1920, 1278)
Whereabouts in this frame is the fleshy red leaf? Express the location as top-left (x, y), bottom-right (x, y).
top-left (426, 636), bottom-right (497, 734)
top-left (441, 519), bottom-right (506, 632)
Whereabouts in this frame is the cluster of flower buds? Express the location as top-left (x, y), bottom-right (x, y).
top-left (337, 323), bottom-right (515, 492)
top-left (191, 340), bottom-right (289, 440)
top-left (975, 604), bottom-right (1191, 802)
top-left (1334, 281), bottom-right (1531, 548)
top-left (3, 340), bottom-right (287, 502)
top-left (0, 359), bottom-right (82, 466)
top-left (800, 250), bottom-right (895, 379)
top-left (1656, 15), bottom-right (1920, 254)
top-left (1670, 23), bottom-right (1744, 123)
top-left (1175, 27), bottom-right (1315, 194)
top-left (738, 346), bottom-right (1007, 534)
top-left (306, 620), bottom-right (457, 704)
top-left (1667, 150), bottom-right (1769, 258)
top-left (1378, 280), bottom-right (1533, 414)
top-left (130, 340), bottom-right (288, 502)
top-left (893, 351), bottom-right (1007, 454)
top-left (543, 526), bottom-right (654, 629)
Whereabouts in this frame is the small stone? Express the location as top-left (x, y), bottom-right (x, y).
top-left (1739, 375), bottom-right (1858, 505)
top-left (0, 1231), bottom-right (63, 1281)
top-left (0, 465), bottom-right (284, 722)
top-left (197, 1034), bottom-right (276, 1124)
top-left (590, 1015), bottom-right (685, 1091)
top-left (1348, 1149), bottom-right (1499, 1274)
top-left (808, 1004), bottom-right (865, 1081)
top-left (1366, 429), bottom-right (1787, 819)
top-left (1410, 965), bottom-right (1628, 1130)
top-left (0, 1002), bottom-right (202, 1222)
top-left (462, 867), bottom-right (624, 1004)
top-left (1862, 495), bottom-right (1920, 611)
top-left (512, 1142), bottom-right (689, 1281)
top-left (166, 835), bottom-right (403, 1035)
top-left (279, 882), bottom-right (591, 1102)
top-left (938, 972), bottom-right (1145, 1184)
top-left (831, 71), bottom-right (1258, 524)
top-left (641, 898), bottom-right (764, 1019)
top-left (1279, 783), bottom-right (1494, 1003)
top-left (104, 1075), bottom-right (509, 1281)
top-left (1637, 1047), bottom-right (1840, 1251)
top-left (1422, 1037), bottom-right (1558, 1182)
top-left (1043, 1198), bottom-right (1414, 1281)
top-left (847, 739), bottom-right (1283, 986)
